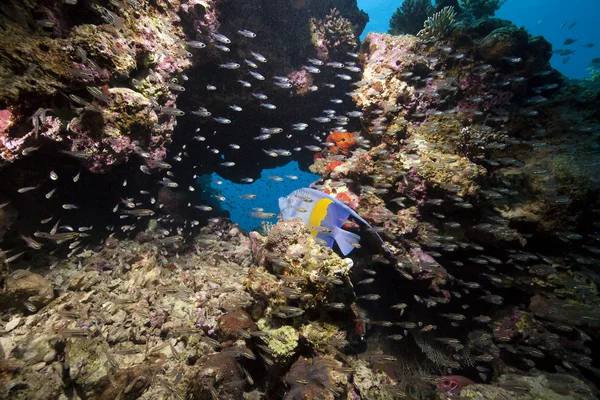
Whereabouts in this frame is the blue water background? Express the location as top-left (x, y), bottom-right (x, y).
top-left (197, 161), bottom-right (319, 232)
top-left (358, 0), bottom-right (600, 79)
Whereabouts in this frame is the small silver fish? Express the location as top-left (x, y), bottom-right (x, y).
top-left (237, 29), bottom-right (256, 38)
top-left (244, 59), bottom-right (258, 68)
top-left (263, 149), bottom-right (278, 157)
top-left (304, 145), bottom-right (322, 151)
top-left (86, 86), bottom-right (112, 104)
top-left (253, 134), bottom-right (271, 141)
top-left (22, 146), bottom-right (41, 156)
top-left (161, 107), bottom-right (185, 116)
top-left (359, 294), bottom-right (381, 301)
top-left (213, 117), bottom-right (231, 124)
top-left (292, 123), bottom-right (308, 130)
top-left (262, 127), bottom-right (283, 135)
top-left (212, 33), bottom-right (231, 44)
top-left (20, 234), bottom-right (42, 249)
top-left (166, 82), bottom-right (186, 92)
top-left (250, 51), bottom-right (267, 63)
top-left (251, 212), bottom-right (276, 219)
top-left (6, 251), bottom-right (25, 263)
top-left (219, 62), bottom-right (240, 69)
top-left (304, 65), bottom-right (320, 73)
top-left (185, 41), bottom-right (206, 48)
top-left (18, 185), bottom-right (40, 194)
top-left (274, 81), bottom-right (292, 88)
top-left (249, 71), bottom-right (265, 80)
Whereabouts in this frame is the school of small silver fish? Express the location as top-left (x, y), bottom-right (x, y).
top-left (0, 0), bottom-right (599, 399)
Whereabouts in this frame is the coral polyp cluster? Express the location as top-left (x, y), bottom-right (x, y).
top-left (311, 8), bottom-right (359, 58)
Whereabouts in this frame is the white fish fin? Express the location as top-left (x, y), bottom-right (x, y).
top-left (332, 226), bottom-right (360, 256)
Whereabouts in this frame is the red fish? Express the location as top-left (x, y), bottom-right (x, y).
top-left (438, 375), bottom-right (474, 396)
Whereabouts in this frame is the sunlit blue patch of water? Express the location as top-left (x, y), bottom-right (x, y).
top-left (357, 0), bottom-right (600, 80)
top-left (197, 161), bottom-right (319, 232)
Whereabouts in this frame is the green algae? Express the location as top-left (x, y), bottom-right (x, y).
top-left (257, 319), bottom-right (299, 362)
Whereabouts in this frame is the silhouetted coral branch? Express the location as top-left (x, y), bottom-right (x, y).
top-left (458, 0), bottom-right (506, 18)
top-left (389, 0), bottom-right (433, 36)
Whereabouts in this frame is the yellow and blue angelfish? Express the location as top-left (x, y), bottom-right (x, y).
top-left (278, 187), bottom-right (389, 256)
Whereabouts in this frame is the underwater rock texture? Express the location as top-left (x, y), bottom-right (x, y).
top-left (0, 221), bottom-right (255, 399)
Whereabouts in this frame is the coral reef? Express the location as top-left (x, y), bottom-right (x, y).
top-left (0, 0), bottom-right (600, 399)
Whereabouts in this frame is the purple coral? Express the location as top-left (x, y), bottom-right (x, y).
top-left (0, 109), bottom-right (12, 134)
top-left (287, 69), bottom-right (313, 94)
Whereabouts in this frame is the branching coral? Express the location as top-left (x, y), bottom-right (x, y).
top-left (458, 0), bottom-right (507, 18)
top-left (389, 0), bottom-right (433, 36)
top-left (417, 6), bottom-right (457, 41)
